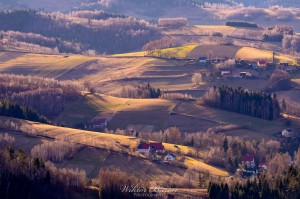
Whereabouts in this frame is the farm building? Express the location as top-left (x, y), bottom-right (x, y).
top-left (91, 118), bottom-right (107, 129)
top-left (137, 142), bottom-right (165, 154)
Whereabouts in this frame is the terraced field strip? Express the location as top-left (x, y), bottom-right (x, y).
top-left (32, 55), bottom-right (95, 78)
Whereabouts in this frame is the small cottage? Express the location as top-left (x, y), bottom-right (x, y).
top-left (282, 128), bottom-right (294, 138)
top-left (164, 153), bottom-right (176, 162)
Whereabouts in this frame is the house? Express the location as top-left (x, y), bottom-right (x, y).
top-left (138, 143), bottom-right (151, 154)
top-left (240, 72), bottom-right (247, 77)
top-left (282, 128), bottom-right (294, 138)
top-left (241, 155), bottom-right (255, 169)
top-left (257, 60), bottom-right (267, 67)
top-left (126, 129), bottom-right (136, 136)
top-left (138, 142), bottom-right (165, 154)
top-left (198, 57), bottom-right (207, 64)
top-left (280, 62), bottom-right (289, 67)
top-left (221, 70), bottom-right (231, 77)
top-left (91, 118), bottom-right (107, 129)
top-left (149, 142), bottom-right (165, 152)
top-left (164, 153), bottom-right (176, 162)
top-left (258, 162), bottom-right (267, 172)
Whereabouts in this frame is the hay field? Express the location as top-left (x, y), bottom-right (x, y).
top-left (236, 47), bottom-right (298, 65)
top-left (187, 44), bottom-right (241, 59)
top-left (0, 53), bottom-right (95, 77)
top-left (149, 45), bottom-right (198, 59)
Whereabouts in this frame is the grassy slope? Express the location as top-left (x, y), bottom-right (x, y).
top-left (56, 93), bottom-right (176, 130)
top-left (0, 116), bottom-right (228, 176)
top-left (0, 53), bottom-right (95, 77)
top-left (236, 47), bottom-right (298, 65)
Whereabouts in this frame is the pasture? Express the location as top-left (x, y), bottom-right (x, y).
top-left (236, 47), bottom-right (298, 65)
top-left (0, 116), bottom-right (228, 177)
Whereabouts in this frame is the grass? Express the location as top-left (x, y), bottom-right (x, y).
top-left (56, 93), bottom-right (176, 128)
top-left (173, 101), bottom-right (295, 140)
top-left (0, 53), bottom-right (95, 78)
top-left (236, 47), bottom-right (298, 65)
top-left (31, 55), bottom-right (95, 78)
top-left (149, 45), bottom-right (198, 59)
top-left (112, 51), bottom-right (146, 57)
top-left (1, 116), bottom-right (228, 176)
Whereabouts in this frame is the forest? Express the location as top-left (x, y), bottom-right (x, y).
top-left (202, 86), bottom-right (281, 120)
top-left (208, 165), bottom-right (300, 199)
top-left (0, 99), bottom-right (50, 124)
top-left (0, 10), bottom-right (161, 54)
top-left (0, 74), bottom-right (82, 117)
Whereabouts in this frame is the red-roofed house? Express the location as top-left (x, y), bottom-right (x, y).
top-left (257, 60), bottom-right (267, 67)
top-left (91, 118), bottom-right (107, 129)
top-left (138, 143), bottom-right (151, 154)
top-left (241, 155), bottom-right (255, 168)
top-left (149, 142), bottom-right (165, 152)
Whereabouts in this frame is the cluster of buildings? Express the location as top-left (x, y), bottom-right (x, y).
top-left (240, 155), bottom-right (267, 177)
top-left (137, 142), bottom-right (176, 162)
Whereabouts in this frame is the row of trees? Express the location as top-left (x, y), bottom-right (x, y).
top-left (0, 145), bottom-right (87, 199)
top-left (202, 86), bottom-right (280, 120)
top-left (157, 17), bottom-right (188, 27)
top-left (31, 140), bottom-right (82, 163)
top-left (0, 74), bottom-right (82, 117)
top-left (209, 165), bottom-right (300, 199)
top-left (263, 25), bottom-right (294, 42)
top-left (118, 83), bottom-right (161, 99)
top-left (0, 10), bottom-right (161, 54)
top-left (0, 99), bottom-right (50, 123)
top-left (282, 34), bottom-right (300, 52)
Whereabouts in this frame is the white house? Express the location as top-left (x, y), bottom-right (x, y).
top-left (241, 155), bottom-right (255, 168)
top-left (282, 128), bottom-right (294, 137)
top-left (164, 153), bottom-right (176, 162)
top-left (137, 143), bottom-right (151, 154)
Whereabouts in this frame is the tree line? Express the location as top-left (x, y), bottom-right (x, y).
top-left (0, 99), bottom-right (50, 124)
top-left (208, 165), bottom-right (300, 199)
top-left (0, 10), bottom-right (161, 54)
top-left (0, 145), bottom-right (87, 199)
top-left (202, 86), bottom-right (280, 120)
top-left (0, 74), bottom-right (82, 117)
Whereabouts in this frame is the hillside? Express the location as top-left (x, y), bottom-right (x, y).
top-left (0, 116), bottom-right (228, 179)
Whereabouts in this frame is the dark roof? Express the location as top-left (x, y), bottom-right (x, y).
top-left (91, 118), bottom-right (107, 125)
top-left (138, 143), bottom-right (150, 150)
top-left (149, 142), bottom-right (164, 150)
top-left (258, 60), bottom-right (266, 65)
top-left (241, 155), bottom-right (254, 162)
top-left (199, 57), bottom-right (206, 60)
